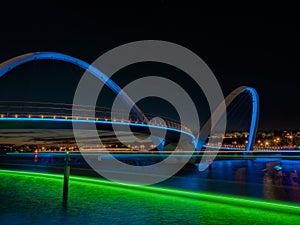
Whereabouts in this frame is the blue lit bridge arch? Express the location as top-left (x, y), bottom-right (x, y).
top-left (0, 52), bottom-right (259, 152)
top-left (0, 52), bottom-right (147, 123)
top-left (195, 86), bottom-right (259, 152)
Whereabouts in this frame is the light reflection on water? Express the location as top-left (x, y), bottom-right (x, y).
top-left (0, 171), bottom-right (300, 225)
top-left (160, 158), bottom-right (300, 203)
top-left (1, 154), bottom-right (300, 203)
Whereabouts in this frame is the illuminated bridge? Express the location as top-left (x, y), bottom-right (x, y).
top-left (0, 100), bottom-right (194, 150)
top-left (0, 52), bottom-right (260, 152)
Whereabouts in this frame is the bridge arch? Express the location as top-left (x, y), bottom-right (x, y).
top-left (0, 53), bottom-right (260, 152)
top-left (0, 52), bottom-right (146, 122)
top-left (196, 86), bottom-right (259, 152)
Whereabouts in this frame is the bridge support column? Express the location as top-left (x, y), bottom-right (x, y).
top-left (194, 139), bottom-right (206, 153)
top-left (156, 138), bottom-right (166, 152)
top-left (63, 152), bottom-right (70, 202)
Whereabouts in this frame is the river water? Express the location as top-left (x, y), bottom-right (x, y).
top-left (1, 153), bottom-right (300, 204)
top-left (161, 157), bottom-right (300, 204)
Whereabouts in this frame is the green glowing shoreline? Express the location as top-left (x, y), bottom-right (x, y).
top-left (0, 169), bottom-right (299, 216)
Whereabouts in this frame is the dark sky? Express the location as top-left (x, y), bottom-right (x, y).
top-left (0, 3), bottom-right (299, 131)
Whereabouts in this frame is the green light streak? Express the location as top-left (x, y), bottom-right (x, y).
top-left (0, 169), bottom-right (299, 215)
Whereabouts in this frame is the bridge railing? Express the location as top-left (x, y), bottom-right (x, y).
top-left (0, 101), bottom-right (193, 134)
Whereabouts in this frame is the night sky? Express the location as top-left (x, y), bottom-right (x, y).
top-left (0, 3), bottom-right (299, 131)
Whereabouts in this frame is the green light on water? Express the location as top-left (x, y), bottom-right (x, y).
top-left (1, 169), bottom-right (300, 224)
top-left (0, 169), bottom-right (299, 216)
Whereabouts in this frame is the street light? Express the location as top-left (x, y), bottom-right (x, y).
top-left (265, 141), bottom-right (269, 147)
